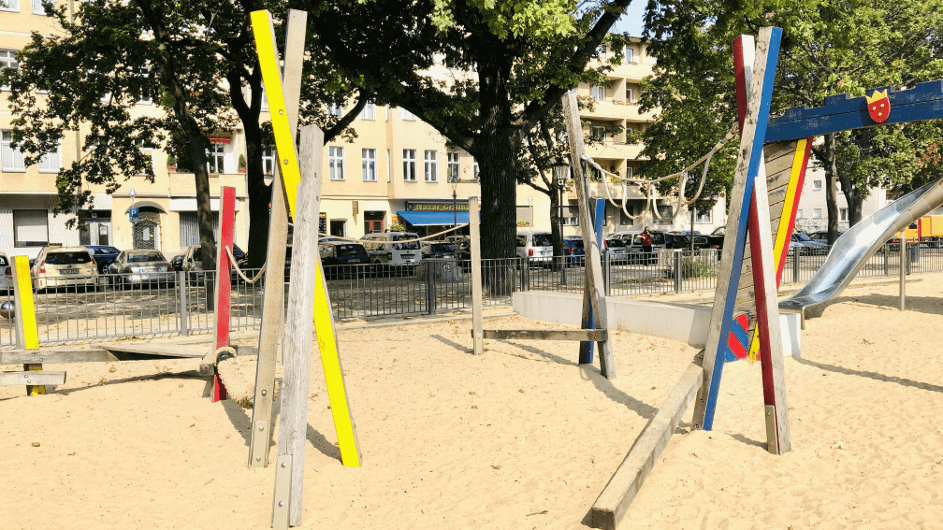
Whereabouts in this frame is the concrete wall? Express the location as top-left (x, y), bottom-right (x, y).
top-left (512, 291), bottom-right (801, 357)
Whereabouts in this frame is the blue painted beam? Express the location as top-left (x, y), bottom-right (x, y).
top-left (767, 81), bottom-right (943, 142)
top-left (579, 198), bottom-right (606, 365)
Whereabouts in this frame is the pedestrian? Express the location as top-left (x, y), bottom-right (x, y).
top-left (640, 226), bottom-right (654, 255)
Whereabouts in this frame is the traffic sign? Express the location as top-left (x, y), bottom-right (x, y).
top-left (129, 207), bottom-right (139, 224)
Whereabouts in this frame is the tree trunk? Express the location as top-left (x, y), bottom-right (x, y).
top-left (474, 132), bottom-right (520, 296)
top-left (840, 176), bottom-right (865, 228)
top-left (823, 133), bottom-right (840, 245)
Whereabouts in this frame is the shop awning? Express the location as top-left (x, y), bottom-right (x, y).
top-left (396, 210), bottom-right (477, 226)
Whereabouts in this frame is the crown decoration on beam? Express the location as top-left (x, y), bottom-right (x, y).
top-left (866, 89), bottom-right (891, 123)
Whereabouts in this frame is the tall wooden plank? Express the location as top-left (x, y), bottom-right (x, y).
top-left (276, 126), bottom-right (323, 527)
top-left (210, 186), bottom-right (236, 402)
top-left (249, 8), bottom-right (307, 469)
top-left (562, 90), bottom-right (615, 379)
top-left (692, 27), bottom-right (781, 430)
top-left (12, 255), bottom-right (43, 395)
top-left (469, 197), bottom-right (484, 355)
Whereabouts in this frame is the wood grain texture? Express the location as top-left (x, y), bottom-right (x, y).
top-left (589, 363), bottom-right (703, 529)
top-left (563, 90), bottom-right (615, 379)
top-left (277, 125), bottom-right (324, 527)
top-left (250, 7), bottom-right (307, 470)
top-left (0, 371), bottom-right (67, 386)
top-left (469, 197), bottom-right (484, 355)
top-left (480, 329), bottom-right (608, 341)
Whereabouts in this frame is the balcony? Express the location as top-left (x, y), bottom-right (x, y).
top-left (582, 99), bottom-right (658, 121)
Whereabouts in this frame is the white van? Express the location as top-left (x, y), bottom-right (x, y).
top-left (516, 231), bottom-right (554, 264)
top-left (360, 232), bottom-right (423, 270)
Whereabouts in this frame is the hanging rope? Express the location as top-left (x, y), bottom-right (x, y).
top-left (583, 121), bottom-right (738, 223)
top-left (225, 246), bottom-right (267, 284)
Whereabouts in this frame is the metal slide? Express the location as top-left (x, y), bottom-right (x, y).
top-left (779, 177), bottom-right (943, 312)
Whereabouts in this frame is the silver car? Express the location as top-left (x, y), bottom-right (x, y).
top-left (106, 250), bottom-right (175, 288)
top-left (31, 246), bottom-right (100, 291)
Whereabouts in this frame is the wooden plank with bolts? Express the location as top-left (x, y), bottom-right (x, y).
top-left (562, 90), bottom-right (615, 379)
top-left (249, 7), bottom-right (307, 469)
top-left (1, 349), bottom-right (120, 364)
top-left (12, 255), bottom-right (44, 395)
top-left (0, 371), bottom-right (67, 386)
top-left (469, 196), bottom-right (484, 355)
top-left (480, 329), bottom-right (609, 341)
top-left (589, 363), bottom-right (703, 529)
top-left (692, 28), bottom-right (782, 430)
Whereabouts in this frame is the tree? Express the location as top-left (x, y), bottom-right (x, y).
top-left (302, 0), bottom-right (636, 262)
top-left (640, 0), bottom-right (943, 244)
top-left (3, 0), bottom-right (367, 272)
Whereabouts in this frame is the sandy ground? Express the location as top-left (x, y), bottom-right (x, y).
top-left (2, 274), bottom-right (943, 529)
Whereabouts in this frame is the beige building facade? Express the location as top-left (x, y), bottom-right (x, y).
top-left (1, 7), bottom-right (723, 260)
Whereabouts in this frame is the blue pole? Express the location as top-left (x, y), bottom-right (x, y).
top-left (579, 198), bottom-right (606, 364)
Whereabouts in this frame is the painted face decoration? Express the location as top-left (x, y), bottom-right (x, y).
top-left (867, 89), bottom-right (891, 124)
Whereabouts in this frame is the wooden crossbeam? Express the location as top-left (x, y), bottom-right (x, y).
top-left (0, 344), bottom-right (258, 365)
top-left (589, 363), bottom-right (703, 530)
top-left (479, 329), bottom-right (608, 341)
top-left (0, 371), bottom-right (67, 386)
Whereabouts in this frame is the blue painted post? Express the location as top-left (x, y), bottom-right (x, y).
top-left (579, 198), bottom-right (606, 364)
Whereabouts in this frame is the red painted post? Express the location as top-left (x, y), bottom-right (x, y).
top-left (212, 186), bottom-right (237, 402)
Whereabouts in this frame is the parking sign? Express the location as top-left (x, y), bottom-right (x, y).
top-left (129, 207), bottom-right (139, 224)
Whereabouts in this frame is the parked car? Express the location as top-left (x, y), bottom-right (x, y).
top-left (563, 238), bottom-right (585, 266)
top-left (790, 232), bottom-right (828, 255)
top-left (705, 226), bottom-right (726, 249)
top-left (516, 231), bottom-right (554, 265)
top-left (667, 231), bottom-right (709, 249)
top-left (31, 246), bottom-right (99, 291)
top-left (106, 250), bottom-right (175, 287)
top-left (170, 253), bottom-right (185, 272)
top-left (319, 241), bottom-right (372, 279)
top-left (360, 231), bottom-right (423, 272)
top-left (85, 245), bottom-right (121, 274)
top-left (179, 243), bottom-right (249, 284)
top-left (0, 253), bottom-right (12, 293)
top-left (603, 237), bottom-right (632, 263)
top-left (421, 241), bottom-right (458, 259)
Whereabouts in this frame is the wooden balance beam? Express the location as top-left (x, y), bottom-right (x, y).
top-left (589, 363), bottom-right (703, 529)
top-left (476, 329), bottom-right (608, 341)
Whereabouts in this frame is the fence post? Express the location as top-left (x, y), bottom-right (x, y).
top-left (792, 249), bottom-right (800, 282)
top-left (561, 256), bottom-right (567, 288)
top-left (178, 271), bottom-right (189, 337)
top-left (674, 250), bottom-right (683, 293)
top-left (883, 245), bottom-right (889, 275)
top-left (425, 262), bottom-right (436, 315)
top-left (523, 256), bottom-right (530, 291)
top-left (604, 253), bottom-right (611, 297)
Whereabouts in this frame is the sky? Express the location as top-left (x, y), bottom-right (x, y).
top-left (611, 2), bottom-right (647, 38)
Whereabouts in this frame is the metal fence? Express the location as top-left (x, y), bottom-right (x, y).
top-left (0, 243), bottom-right (938, 349)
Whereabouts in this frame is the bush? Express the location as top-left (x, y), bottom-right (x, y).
top-left (682, 256), bottom-right (715, 279)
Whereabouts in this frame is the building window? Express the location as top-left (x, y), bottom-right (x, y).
top-left (259, 85), bottom-right (268, 111)
top-left (473, 160), bottom-right (479, 180)
top-left (135, 145), bottom-right (153, 176)
top-left (625, 166), bottom-right (633, 179)
top-left (403, 149), bottom-right (417, 181)
top-left (327, 103), bottom-right (343, 118)
top-left (592, 126), bottom-right (606, 141)
top-left (591, 85), bottom-right (606, 101)
top-left (32, 0), bottom-right (51, 15)
top-left (813, 208), bottom-right (823, 219)
top-left (655, 205), bottom-right (672, 224)
top-left (447, 151), bottom-right (460, 182)
top-left (593, 45), bottom-right (606, 59)
top-left (0, 0), bottom-right (18, 12)
top-left (563, 206), bottom-right (580, 226)
top-left (626, 88), bottom-right (635, 103)
top-left (386, 149), bottom-right (391, 182)
top-left (813, 180), bottom-right (822, 190)
top-left (207, 144), bottom-right (226, 173)
top-left (695, 208), bottom-right (712, 223)
top-left (360, 101), bottom-right (375, 121)
top-left (13, 210), bottom-right (48, 247)
top-left (424, 150), bottom-right (437, 182)
top-left (797, 209), bottom-right (803, 219)
top-left (328, 146), bottom-right (345, 180)
top-left (1, 130), bottom-right (26, 172)
top-left (1, 50), bottom-right (18, 90)
top-left (262, 147), bottom-right (275, 175)
top-left (361, 148), bottom-right (377, 181)
top-left (625, 47), bottom-right (635, 63)
top-left (840, 208), bottom-right (848, 221)
top-left (401, 108), bottom-right (417, 121)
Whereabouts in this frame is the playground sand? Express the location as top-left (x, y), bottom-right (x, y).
top-left (2, 274), bottom-right (943, 529)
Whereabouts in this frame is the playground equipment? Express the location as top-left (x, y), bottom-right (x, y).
top-left (472, 89), bottom-right (615, 378)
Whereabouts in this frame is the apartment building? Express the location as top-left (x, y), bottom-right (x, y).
top-left (793, 164), bottom-right (889, 234)
top-left (1, 8), bottom-right (722, 259)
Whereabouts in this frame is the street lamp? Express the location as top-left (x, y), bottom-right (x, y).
top-left (450, 174), bottom-right (458, 227)
top-left (552, 160), bottom-right (569, 273)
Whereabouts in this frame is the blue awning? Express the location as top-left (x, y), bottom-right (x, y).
top-left (396, 210), bottom-right (476, 226)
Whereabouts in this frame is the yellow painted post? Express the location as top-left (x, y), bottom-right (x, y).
top-left (252, 10), bottom-right (361, 467)
top-left (12, 256), bottom-right (43, 395)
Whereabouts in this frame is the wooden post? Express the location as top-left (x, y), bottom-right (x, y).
top-left (209, 186), bottom-right (236, 402)
top-left (692, 27), bottom-right (782, 431)
top-left (249, 8), bottom-right (307, 469)
top-left (900, 229), bottom-right (906, 311)
top-left (12, 255), bottom-right (43, 395)
top-left (562, 90), bottom-right (615, 379)
top-left (469, 196), bottom-right (483, 355)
